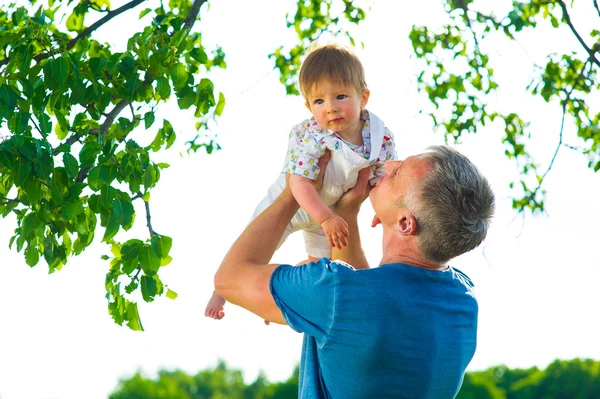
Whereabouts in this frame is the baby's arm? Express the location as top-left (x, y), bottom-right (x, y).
top-left (289, 174), bottom-right (348, 249)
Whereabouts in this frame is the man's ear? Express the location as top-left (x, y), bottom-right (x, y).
top-left (395, 212), bottom-right (417, 235)
top-left (360, 89), bottom-right (371, 109)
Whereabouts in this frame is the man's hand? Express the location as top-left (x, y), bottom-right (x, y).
top-left (321, 214), bottom-right (349, 249)
top-left (337, 167), bottom-right (372, 214)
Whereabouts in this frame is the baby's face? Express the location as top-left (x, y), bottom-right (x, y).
top-left (304, 80), bottom-right (368, 137)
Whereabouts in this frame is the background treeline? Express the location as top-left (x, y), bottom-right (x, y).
top-left (109, 358), bottom-right (600, 398)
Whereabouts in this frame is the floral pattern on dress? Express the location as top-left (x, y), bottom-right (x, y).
top-left (282, 110), bottom-right (397, 181)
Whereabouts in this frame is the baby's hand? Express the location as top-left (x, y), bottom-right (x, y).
top-left (321, 214), bottom-right (349, 249)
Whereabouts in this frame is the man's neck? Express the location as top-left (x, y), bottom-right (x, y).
top-left (380, 228), bottom-right (447, 271)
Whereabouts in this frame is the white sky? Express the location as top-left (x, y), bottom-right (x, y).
top-left (1, 1), bottom-right (599, 398)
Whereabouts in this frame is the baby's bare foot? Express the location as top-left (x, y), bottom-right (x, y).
top-left (204, 291), bottom-right (226, 320)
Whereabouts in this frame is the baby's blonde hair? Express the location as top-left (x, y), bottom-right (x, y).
top-left (298, 41), bottom-right (367, 101)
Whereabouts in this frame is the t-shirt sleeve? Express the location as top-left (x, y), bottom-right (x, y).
top-left (372, 127), bottom-right (398, 179)
top-left (282, 122), bottom-right (326, 181)
top-left (269, 258), bottom-right (335, 345)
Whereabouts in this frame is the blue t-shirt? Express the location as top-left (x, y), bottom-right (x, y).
top-left (269, 258), bottom-right (478, 399)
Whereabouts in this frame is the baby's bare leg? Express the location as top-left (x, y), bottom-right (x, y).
top-left (205, 290), bottom-right (226, 320)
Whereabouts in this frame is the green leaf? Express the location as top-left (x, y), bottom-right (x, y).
top-left (61, 199), bottom-right (84, 220)
top-left (126, 301), bottom-right (144, 331)
top-left (121, 239), bottom-right (142, 274)
top-left (0, 84), bottom-right (18, 113)
top-left (23, 176), bottom-right (41, 204)
top-left (113, 196), bottom-right (134, 228)
top-left (177, 86), bottom-right (196, 109)
top-left (144, 111), bottom-right (155, 129)
top-left (215, 92), bottom-right (226, 116)
top-left (139, 244), bottom-right (160, 275)
top-left (156, 77), bottom-right (171, 100)
top-left (102, 212), bottom-right (120, 242)
top-left (54, 121), bottom-right (68, 140)
top-left (139, 7), bottom-right (152, 18)
top-left (79, 141), bottom-right (102, 168)
top-left (160, 255), bottom-right (172, 266)
top-left (99, 185), bottom-right (116, 209)
top-left (170, 62), bottom-right (188, 91)
top-left (66, 10), bottom-right (85, 33)
top-left (37, 112), bottom-right (52, 135)
top-left (150, 234), bottom-right (172, 258)
top-left (143, 164), bottom-right (157, 189)
top-left (89, 57), bottom-right (107, 77)
top-left (0, 149), bottom-right (15, 169)
top-left (15, 158), bottom-right (32, 186)
top-left (63, 153), bottom-right (79, 180)
top-left (88, 166), bottom-right (101, 191)
top-left (48, 57), bottom-right (70, 89)
top-left (166, 288), bottom-right (178, 300)
top-left (140, 275), bottom-right (158, 302)
top-left (25, 244), bottom-right (40, 267)
top-left (33, 152), bottom-right (54, 181)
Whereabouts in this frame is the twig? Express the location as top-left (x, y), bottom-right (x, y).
top-left (129, 103), bottom-right (136, 121)
top-left (182, 0), bottom-right (208, 32)
top-left (0, 198), bottom-right (21, 205)
top-left (594, 0), bottom-right (600, 17)
top-left (556, 0), bottom-right (600, 67)
top-left (524, 57), bottom-right (592, 204)
top-left (0, 0), bottom-right (147, 68)
top-left (29, 116), bottom-right (45, 138)
top-left (144, 200), bottom-right (156, 237)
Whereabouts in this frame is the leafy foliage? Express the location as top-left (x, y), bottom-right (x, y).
top-left (109, 360), bottom-right (300, 399)
top-left (0, 0), bottom-right (365, 329)
top-left (270, 0), bottom-right (368, 95)
top-left (109, 358), bottom-right (600, 398)
top-left (409, 0), bottom-right (599, 214)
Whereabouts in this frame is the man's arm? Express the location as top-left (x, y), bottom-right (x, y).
top-left (331, 167), bottom-right (372, 270)
top-left (214, 152), bottom-right (330, 324)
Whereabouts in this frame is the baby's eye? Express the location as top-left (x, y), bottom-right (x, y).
top-left (336, 94), bottom-right (347, 100)
top-left (314, 99), bottom-right (324, 105)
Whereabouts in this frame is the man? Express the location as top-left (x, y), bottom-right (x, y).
top-left (214, 145), bottom-right (495, 398)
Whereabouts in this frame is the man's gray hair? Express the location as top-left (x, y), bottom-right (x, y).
top-left (410, 145), bottom-right (495, 265)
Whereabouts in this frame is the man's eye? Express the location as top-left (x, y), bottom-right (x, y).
top-left (315, 99), bottom-right (324, 105)
top-left (336, 94), bottom-right (346, 100)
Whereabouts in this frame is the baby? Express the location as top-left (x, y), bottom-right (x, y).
top-left (205, 41), bottom-right (397, 319)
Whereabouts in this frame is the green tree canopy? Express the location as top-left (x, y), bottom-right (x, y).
top-left (409, 0), bottom-right (599, 214)
top-left (0, 0), bottom-right (366, 329)
top-left (111, 358), bottom-right (600, 398)
top-left (109, 360), bottom-right (299, 399)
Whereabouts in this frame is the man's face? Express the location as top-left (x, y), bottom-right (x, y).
top-left (369, 156), bottom-right (431, 224)
top-left (304, 79), bottom-right (369, 138)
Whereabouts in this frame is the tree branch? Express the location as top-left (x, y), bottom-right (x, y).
top-left (182, 0), bottom-right (208, 32)
top-left (524, 57), bottom-right (592, 204)
top-left (29, 116), bottom-right (45, 138)
top-left (0, 198), bottom-right (21, 205)
top-left (144, 200), bottom-right (157, 237)
top-left (594, 0), bottom-right (600, 18)
top-left (557, 0), bottom-right (600, 67)
top-left (0, 0), bottom-right (146, 68)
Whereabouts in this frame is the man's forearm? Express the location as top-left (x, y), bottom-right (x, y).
top-left (216, 191), bottom-right (299, 278)
top-left (331, 208), bottom-right (369, 269)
